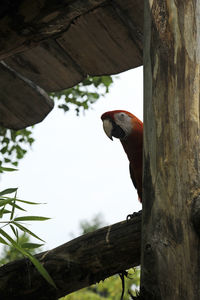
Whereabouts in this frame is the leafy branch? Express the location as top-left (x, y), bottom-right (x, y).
top-left (0, 183), bottom-right (55, 288)
top-left (50, 75), bottom-right (113, 115)
top-left (0, 127), bottom-right (34, 167)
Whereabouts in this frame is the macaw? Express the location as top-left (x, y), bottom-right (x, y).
top-left (101, 110), bottom-right (143, 202)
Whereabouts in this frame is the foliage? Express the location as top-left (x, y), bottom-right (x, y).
top-left (50, 76), bottom-right (113, 115)
top-left (62, 269), bottom-right (140, 300)
top-left (0, 127), bottom-right (35, 168)
top-left (0, 75), bottom-right (113, 169)
top-left (79, 213), bottom-right (106, 234)
top-left (0, 232), bottom-right (39, 265)
top-left (0, 179), bottom-right (55, 287)
top-left (61, 214), bottom-right (140, 300)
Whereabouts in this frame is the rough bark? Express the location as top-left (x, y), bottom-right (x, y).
top-left (0, 213), bottom-right (141, 300)
top-left (141, 1), bottom-right (200, 299)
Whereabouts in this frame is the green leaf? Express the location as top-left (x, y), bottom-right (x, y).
top-left (0, 236), bottom-right (8, 245)
top-left (82, 78), bottom-right (93, 86)
top-left (14, 216), bottom-right (50, 222)
top-left (12, 222), bottom-right (45, 242)
top-left (0, 207), bottom-right (5, 218)
top-left (2, 137), bottom-right (9, 144)
top-left (10, 198), bottom-right (16, 220)
top-left (0, 199), bottom-right (15, 207)
top-left (28, 138), bottom-right (35, 145)
top-left (0, 167), bottom-right (18, 172)
top-left (1, 146), bottom-right (8, 154)
top-left (9, 202), bottom-right (26, 212)
top-left (0, 208), bottom-right (11, 215)
top-left (58, 104), bottom-right (69, 112)
top-left (101, 75), bottom-right (113, 87)
top-left (10, 224), bottom-right (18, 238)
top-left (15, 199), bottom-right (45, 205)
top-left (0, 228), bottom-right (56, 288)
top-left (0, 188), bottom-right (18, 196)
top-left (27, 254), bottom-right (56, 288)
top-left (21, 242), bottom-right (44, 249)
top-left (4, 158), bottom-right (11, 163)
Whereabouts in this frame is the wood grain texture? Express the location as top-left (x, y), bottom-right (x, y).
top-left (0, 0), bottom-right (143, 129)
top-left (5, 40), bottom-right (84, 92)
top-left (0, 214), bottom-right (141, 300)
top-left (0, 61), bottom-right (54, 129)
top-left (141, 1), bottom-right (200, 299)
top-left (4, 0), bottom-right (143, 93)
top-left (0, 0), bottom-right (107, 60)
top-left (57, 3), bottom-right (142, 76)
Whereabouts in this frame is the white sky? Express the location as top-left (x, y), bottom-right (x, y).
top-left (0, 66), bottom-right (143, 251)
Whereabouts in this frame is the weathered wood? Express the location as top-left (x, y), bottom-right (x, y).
top-left (0, 0), bottom-right (144, 129)
top-left (0, 214), bottom-right (141, 300)
top-left (141, 1), bottom-right (200, 299)
top-left (114, 0), bottom-right (143, 51)
top-left (0, 0), bottom-right (143, 64)
top-left (0, 0), bottom-right (107, 60)
top-left (5, 40), bottom-right (84, 92)
top-left (4, 1), bottom-right (143, 94)
top-left (0, 61), bottom-right (54, 130)
top-left (57, 3), bottom-right (142, 76)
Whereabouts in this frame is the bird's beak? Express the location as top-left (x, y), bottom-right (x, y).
top-left (102, 119), bottom-right (113, 140)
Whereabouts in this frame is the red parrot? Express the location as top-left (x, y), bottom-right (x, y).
top-left (101, 110), bottom-right (143, 202)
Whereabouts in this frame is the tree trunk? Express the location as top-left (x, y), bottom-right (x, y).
top-left (0, 214), bottom-right (141, 300)
top-left (141, 1), bottom-right (200, 299)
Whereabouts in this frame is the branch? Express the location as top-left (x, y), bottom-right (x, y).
top-left (0, 212), bottom-right (141, 300)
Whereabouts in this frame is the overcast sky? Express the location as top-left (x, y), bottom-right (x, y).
top-left (0, 66), bottom-right (143, 251)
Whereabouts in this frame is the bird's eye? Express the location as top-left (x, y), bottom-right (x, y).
top-left (119, 113), bottom-right (125, 119)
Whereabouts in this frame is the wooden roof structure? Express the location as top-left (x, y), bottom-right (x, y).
top-left (0, 0), bottom-right (143, 129)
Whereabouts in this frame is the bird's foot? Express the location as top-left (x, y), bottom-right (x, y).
top-left (126, 210), bottom-right (142, 221)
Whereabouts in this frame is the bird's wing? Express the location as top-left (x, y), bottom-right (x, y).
top-left (129, 163), bottom-right (142, 202)
top-left (129, 163), bottom-right (138, 191)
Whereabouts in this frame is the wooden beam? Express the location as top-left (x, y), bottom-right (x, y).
top-left (141, 1), bottom-right (200, 299)
top-left (0, 213), bottom-right (141, 300)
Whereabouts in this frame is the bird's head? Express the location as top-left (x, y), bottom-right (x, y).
top-left (101, 110), bottom-right (141, 141)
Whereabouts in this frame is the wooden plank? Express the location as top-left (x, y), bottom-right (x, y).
top-left (57, 4), bottom-right (142, 76)
top-left (4, 1), bottom-right (143, 93)
top-left (113, 0), bottom-right (143, 50)
top-left (0, 0), bottom-right (107, 60)
top-left (0, 62), bottom-right (54, 130)
top-left (5, 40), bottom-right (84, 92)
top-left (115, 0), bottom-right (143, 31)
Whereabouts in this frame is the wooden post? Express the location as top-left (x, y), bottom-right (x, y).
top-left (141, 1), bottom-right (200, 299)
